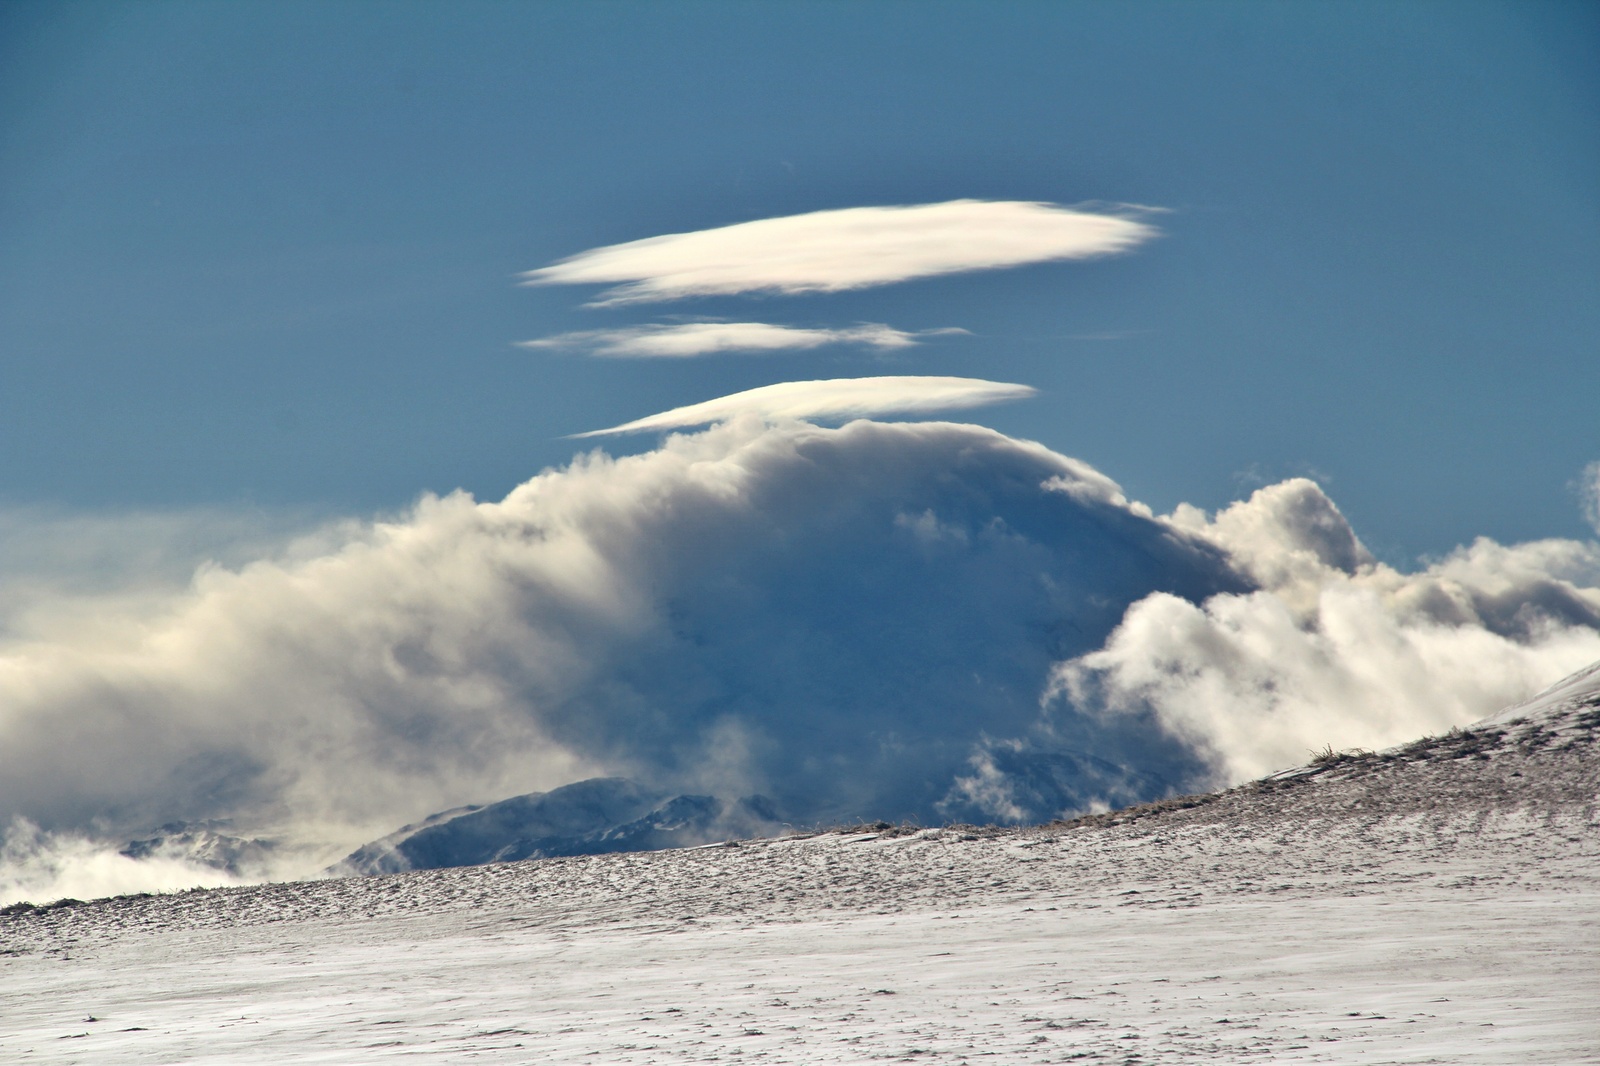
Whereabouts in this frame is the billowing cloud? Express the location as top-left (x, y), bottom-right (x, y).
top-left (2, 421), bottom-right (1597, 903)
top-left (1018, 480), bottom-right (1600, 801)
top-left (520, 322), bottom-right (963, 358)
top-left (0, 420), bottom-right (1237, 874)
top-left (521, 200), bottom-right (1158, 305)
top-left (572, 376), bottom-right (1038, 437)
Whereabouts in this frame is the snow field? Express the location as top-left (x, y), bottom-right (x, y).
top-left (8, 893), bottom-right (1598, 1063)
top-left (5, 806), bottom-right (1597, 1064)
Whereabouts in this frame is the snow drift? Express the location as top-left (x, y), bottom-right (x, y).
top-left (2, 417), bottom-right (1598, 901)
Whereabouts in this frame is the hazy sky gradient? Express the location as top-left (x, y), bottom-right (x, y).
top-left (2, 1), bottom-right (1596, 562)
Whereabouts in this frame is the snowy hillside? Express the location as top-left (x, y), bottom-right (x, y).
top-left (3, 672), bottom-right (1596, 1064)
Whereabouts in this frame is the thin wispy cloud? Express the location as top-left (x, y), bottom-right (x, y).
top-left (521, 200), bottom-right (1159, 305)
top-left (520, 322), bottom-right (965, 359)
top-left (1577, 461), bottom-right (1600, 537)
top-left (571, 376), bottom-right (1038, 437)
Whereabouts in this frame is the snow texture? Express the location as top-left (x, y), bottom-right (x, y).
top-left (3, 683), bottom-right (1596, 1064)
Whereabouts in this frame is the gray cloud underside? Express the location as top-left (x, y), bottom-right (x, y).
top-left (2, 421), bottom-right (1597, 901)
top-left (521, 200), bottom-right (1159, 305)
top-left (520, 322), bottom-right (963, 358)
top-left (571, 376), bottom-right (1038, 437)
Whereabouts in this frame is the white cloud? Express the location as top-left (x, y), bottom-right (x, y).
top-left (519, 321), bottom-right (962, 358)
top-left (572, 376), bottom-right (1038, 437)
top-left (0, 419), bottom-right (1240, 884)
top-left (1043, 480), bottom-right (1600, 787)
top-left (521, 200), bottom-right (1159, 305)
top-left (2, 422), bottom-right (1596, 901)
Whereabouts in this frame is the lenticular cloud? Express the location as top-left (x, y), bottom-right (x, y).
top-left (2, 420), bottom-right (1597, 900)
top-left (519, 322), bottom-right (953, 359)
top-left (521, 200), bottom-right (1158, 305)
top-left (572, 376), bottom-right (1038, 436)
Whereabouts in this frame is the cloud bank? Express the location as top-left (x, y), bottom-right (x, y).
top-left (520, 322), bottom-right (961, 359)
top-left (3, 421), bottom-right (1597, 902)
top-left (1013, 482), bottom-right (1600, 805)
top-left (0, 419), bottom-right (1236, 857)
top-left (572, 376), bottom-right (1038, 437)
top-left (521, 200), bottom-right (1158, 305)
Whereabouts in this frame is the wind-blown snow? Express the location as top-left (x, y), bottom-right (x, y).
top-left (2, 419), bottom-right (1598, 902)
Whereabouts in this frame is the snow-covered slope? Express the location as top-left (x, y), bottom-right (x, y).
top-left (3, 689), bottom-right (1596, 1064)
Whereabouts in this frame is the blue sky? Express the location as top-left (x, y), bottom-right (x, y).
top-left (2, 0), bottom-right (1597, 560)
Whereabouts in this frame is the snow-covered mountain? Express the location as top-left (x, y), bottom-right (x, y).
top-left (312, 657), bottom-right (1600, 880)
top-left (332, 777), bottom-right (781, 875)
top-left (34, 651), bottom-right (1576, 902)
top-left (196, 657), bottom-right (1600, 886)
top-left (116, 822), bottom-right (278, 878)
